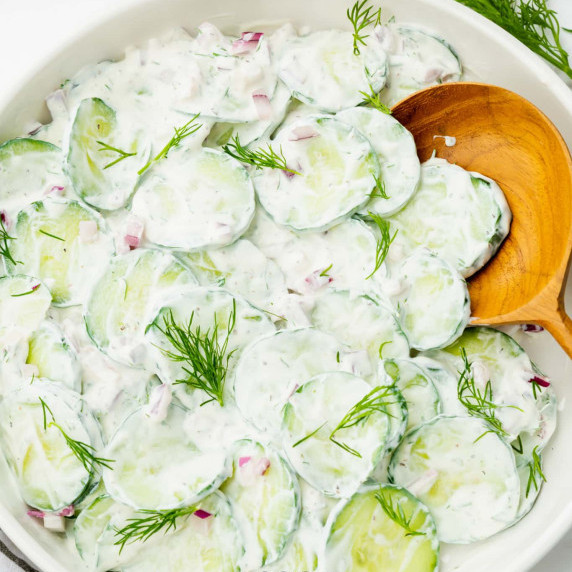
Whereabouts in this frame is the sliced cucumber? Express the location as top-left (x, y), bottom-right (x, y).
top-left (260, 524), bottom-right (319, 572)
top-left (177, 239), bottom-right (287, 312)
top-left (221, 440), bottom-right (300, 567)
top-left (282, 372), bottom-right (391, 498)
top-left (253, 116), bottom-right (379, 231)
top-left (310, 290), bottom-right (409, 363)
top-left (382, 384), bottom-right (409, 455)
top-left (336, 107), bottom-right (420, 216)
top-left (0, 275), bottom-right (51, 349)
top-left (85, 248), bottom-right (197, 367)
top-left (121, 491), bottom-right (244, 572)
top-left (278, 30), bottom-right (388, 113)
top-left (103, 404), bottom-right (230, 510)
top-left (324, 485), bottom-right (439, 572)
top-left (131, 147), bottom-right (255, 250)
top-left (388, 157), bottom-right (511, 277)
top-left (234, 328), bottom-right (350, 434)
top-left (389, 415), bottom-right (520, 543)
top-left (0, 138), bottom-right (67, 217)
top-left (376, 24), bottom-right (462, 106)
top-left (66, 97), bottom-right (147, 210)
top-left (0, 382), bottom-right (101, 511)
top-left (8, 198), bottom-right (115, 306)
top-left (380, 358), bottom-right (441, 431)
top-left (391, 250), bottom-right (470, 351)
top-left (26, 320), bottom-right (81, 392)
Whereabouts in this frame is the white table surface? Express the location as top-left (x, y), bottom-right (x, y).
top-left (1, 0), bottom-right (572, 570)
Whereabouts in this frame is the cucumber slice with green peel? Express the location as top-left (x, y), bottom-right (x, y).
top-left (121, 491), bottom-right (244, 572)
top-left (324, 485), bottom-right (439, 572)
top-left (391, 250), bottom-right (470, 351)
top-left (0, 275), bottom-right (51, 349)
top-left (310, 290), bottom-right (409, 362)
top-left (278, 30), bottom-right (388, 113)
top-left (425, 326), bottom-right (548, 440)
top-left (177, 239), bottom-right (287, 312)
top-left (376, 24), bottom-right (462, 107)
top-left (261, 522), bottom-right (319, 572)
top-left (0, 382), bottom-right (102, 511)
top-left (8, 198), bottom-right (115, 306)
top-left (389, 415), bottom-right (521, 543)
top-left (0, 138), bottom-right (68, 217)
top-left (253, 116), bottom-right (380, 231)
top-left (387, 157), bottom-right (511, 278)
top-left (145, 287), bottom-right (274, 406)
top-left (336, 107), bottom-right (420, 216)
top-left (131, 147), bottom-right (255, 250)
top-left (382, 384), bottom-right (409, 454)
top-left (234, 328), bottom-right (352, 435)
top-left (103, 404), bottom-right (230, 510)
top-left (282, 371), bottom-right (392, 498)
top-left (85, 248), bottom-right (198, 367)
top-left (26, 320), bottom-right (81, 392)
top-left (380, 359), bottom-right (441, 431)
top-left (66, 98), bottom-right (147, 211)
top-left (221, 440), bottom-right (301, 567)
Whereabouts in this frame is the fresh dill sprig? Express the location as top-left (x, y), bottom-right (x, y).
top-left (292, 422), bottom-right (327, 448)
top-left (526, 445), bottom-right (546, 497)
top-left (366, 212), bottom-right (397, 279)
top-left (96, 140), bottom-right (137, 170)
top-left (39, 398), bottom-right (114, 473)
top-left (114, 505), bottom-right (197, 553)
top-left (511, 435), bottom-right (524, 455)
top-left (360, 84), bottom-right (392, 114)
top-left (455, 0), bottom-right (572, 79)
top-left (222, 134), bottom-right (301, 175)
top-left (0, 217), bottom-right (20, 266)
top-left (39, 229), bottom-right (65, 242)
top-left (371, 174), bottom-right (390, 199)
top-left (153, 300), bottom-right (237, 407)
top-left (319, 263), bottom-right (333, 277)
top-left (329, 385), bottom-right (396, 457)
top-left (138, 113), bottom-right (202, 175)
top-left (529, 376), bottom-right (546, 399)
top-left (347, 0), bottom-right (382, 56)
top-left (378, 340), bottom-right (393, 359)
top-left (375, 488), bottom-right (425, 537)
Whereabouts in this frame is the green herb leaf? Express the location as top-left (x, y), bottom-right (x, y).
top-left (375, 487), bottom-right (425, 537)
top-left (360, 84), bottom-right (392, 114)
top-left (455, 0), bottom-right (572, 79)
top-left (292, 422), bottom-right (327, 448)
top-left (371, 174), bottom-right (390, 200)
top-left (97, 140), bottom-right (137, 170)
top-left (319, 263), bottom-right (333, 277)
top-left (366, 212), bottom-right (397, 279)
top-left (0, 217), bottom-right (21, 266)
top-left (39, 229), bottom-right (65, 242)
top-left (347, 0), bottom-right (382, 56)
top-left (526, 445), bottom-right (546, 497)
top-left (10, 283), bottom-right (40, 298)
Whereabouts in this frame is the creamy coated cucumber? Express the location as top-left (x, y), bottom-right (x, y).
top-left (278, 30), bottom-right (388, 113)
top-left (336, 107), bottom-right (420, 216)
top-left (310, 289), bottom-right (409, 363)
top-left (388, 157), bottom-right (511, 277)
top-left (177, 239), bottom-right (287, 312)
top-left (0, 275), bottom-right (51, 349)
top-left (253, 116), bottom-right (380, 231)
top-left (282, 372), bottom-right (391, 498)
top-left (85, 248), bottom-right (197, 367)
top-left (66, 97), bottom-right (147, 210)
top-left (425, 326), bottom-right (549, 440)
top-left (380, 358), bottom-right (441, 431)
top-left (260, 523), bottom-right (319, 572)
top-left (324, 485), bottom-right (439, 572)
top-left (376, 24), bottom-right (462, 106)
top-left (391, 250), bottom-right (470, 350)
top-left (234, 328), bottom-right (352, 434)
top-left (121, 491), bottom-right (244, 572)
top-left (221, 440), bottom-right (300, 567)
top-left (8, 198), bottom-right (115, 306)
top-left (0, 138), bottom-right (67, 216)
top-left (131, 147), bottom-right (255, 250)
top-left (26, 320), bottom-right (81, 392)
top-left (103, 404), bottom-right (230, 510)
top-left (0, 382), bottom-right (102, 511)
top-left (389, 415), bottom-right (520, 543)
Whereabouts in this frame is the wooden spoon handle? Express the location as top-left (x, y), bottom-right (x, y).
top-left (540, 306), bottom-right (572, 359)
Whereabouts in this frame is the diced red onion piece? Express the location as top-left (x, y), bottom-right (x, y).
top-left (241, 31), bottom-right (264, 42)
top-left (194, 509), bottom-right (212, 520)
top-left (27, 510), bottom-right (45, 519)
top-left (57, 505), bottom-right (75, 517)
top-left (529, 375), bottom-right (551, 388)
top-left (289, 125), bottom-right (319, 141)
top-left (252, 91), bottom-right (272, 121)
top-left (46, 185), bottom-right (65, 196)
top-left (521, 324), bottom-right (544, 333)
top-left (304, 270), bottom-right (333, 290)
top-left (231, 39), bottom-right (258, 55)
top-left (79, 220), bottom-right (99, 243)
top-left (124, 235), bottom-right (140, 249)
top-left (239, 456), bottom-right (251, 468)
top-left (256, 457), bottom-right (271, 476)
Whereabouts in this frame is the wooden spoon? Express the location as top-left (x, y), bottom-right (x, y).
top-left (391, 82), bottom-right (572, 358)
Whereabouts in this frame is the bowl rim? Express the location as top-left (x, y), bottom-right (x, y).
top-left (1, 0), bottom-right (572, 571)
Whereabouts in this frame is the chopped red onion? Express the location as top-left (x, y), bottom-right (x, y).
top-left (521, 324), bottom-right (544, 333)
top-left (242, 32), bottom-right (264, 42)
top-left (125, 235), bottom-right (140, 249)
top-left (31, 284), bottom-right (41, 292)
top-left (27, 122), bottom-right (43, 136)
top-left (304, 270), bottom-right (334, 290)
top-left (46, 185), bottom-right (65, 196)
top-left (252, 91), bottom-right (272, 120)
top-left (257, 457), bottom-right (271, 476)
top-left (231, 31), bottom-right (264, 55)
top-left (238, 456), bottom-right (251, 468)
top-left (282, 169), bottom-right (296, 179)
top-left (57, 505), bottom-right (75, 517)
top-left (194, 509), bottom-right (212, 520)
top-left (27, 510), bottom-right (45, 519)
top-left (529, 375), bottom-right (550, 388)
top-left (289, 125), bottom-right (319, 141)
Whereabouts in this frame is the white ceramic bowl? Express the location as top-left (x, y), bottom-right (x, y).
top-left (1, 1), bottom-right (572, 571)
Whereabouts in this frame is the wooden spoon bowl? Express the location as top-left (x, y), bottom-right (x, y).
top-left (392, 82), bottom-right (572, 357)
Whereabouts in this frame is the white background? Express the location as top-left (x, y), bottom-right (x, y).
top-left (0, 0), bottom-right (572, 570)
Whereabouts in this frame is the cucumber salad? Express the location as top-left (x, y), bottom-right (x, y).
top-left (0, 2), bottom-right (557, 571)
